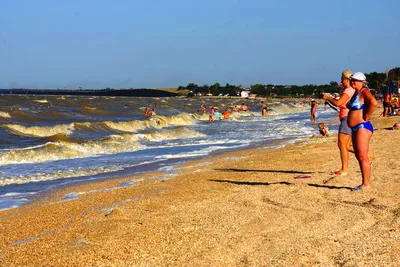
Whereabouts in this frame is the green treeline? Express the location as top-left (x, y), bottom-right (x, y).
top-left (179, 68), bottom-right (399, 97)
top-left (178, 82), bottom-right (339, 97)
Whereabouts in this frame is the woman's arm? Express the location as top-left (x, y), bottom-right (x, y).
top-left (363, 90), bottom-right (378, 121)
top-left (322, 93), bottom-right (350, 107)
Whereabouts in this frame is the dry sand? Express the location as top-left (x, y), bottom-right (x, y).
top-left (1, 114), bottom-right (400, 266)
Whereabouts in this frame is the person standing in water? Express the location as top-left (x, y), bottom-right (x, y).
top-left (209, 106), bottom-right (215, 122)
top-left (322, 69), bottom-right (355, 176)
top-left (261, 101), bottom-right (268, 116)
top-left (310, 99), bottom-right (318, 124)
top-left (222, 109), bottom-right (229, 120)
top-left (240, 103), bottom-right (249, 112)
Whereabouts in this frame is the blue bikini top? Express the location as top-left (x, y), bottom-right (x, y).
top-left (346, 87), bottom-right (366, 111)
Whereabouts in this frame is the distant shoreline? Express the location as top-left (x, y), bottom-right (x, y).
top-left (0, 88), bottom-right (182, 97)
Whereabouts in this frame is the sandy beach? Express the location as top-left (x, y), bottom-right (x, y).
top-left (1, 114), bottom-right (400, 266)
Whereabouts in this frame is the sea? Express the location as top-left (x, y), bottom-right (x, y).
top-left (0, 94), bottom-right (338, 210)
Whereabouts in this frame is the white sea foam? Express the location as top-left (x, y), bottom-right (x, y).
top-left (0, 165), bottom-right (126, 186)
top-left (3, 123), bottom-right (74, 137)
top-left (0, 134), bottom-right (144, 166)
top-left (0, 111), bottom-right (11, 118)
top-left (34, 99), bottom-right (48, 103)
top-left (0, 192), bottom-right (36, 211)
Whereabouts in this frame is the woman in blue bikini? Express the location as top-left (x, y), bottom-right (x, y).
top-left (347, 72), bottom-right (377, 191)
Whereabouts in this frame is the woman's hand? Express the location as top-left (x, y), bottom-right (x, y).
top-left (362, 89), bottom-right (378, 121)
top-left (363, 114), bottom-right (371, 121)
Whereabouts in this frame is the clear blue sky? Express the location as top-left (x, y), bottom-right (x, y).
top-left (1, 0), bottom-right (399, 89)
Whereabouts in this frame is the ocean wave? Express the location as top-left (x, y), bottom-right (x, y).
top-left (37, 111), bottom-right (72, 118)
top-left (34, 99), bottom-right (48, 103)
top-left (141, 127), bottom-right (205, 141)
top-left (0, 134), bottom-right (143, 166)
top-left (0, 165), bottom-right (126, 186)
top-left (103, 120), bottom-right (158, 132)
top-left (156, 113), bottom-right (197, 126)
top-left (74, 121), bottom-right (116, 132)
top-left (100, 113), bottom-right (197, 133)
top-left (9, 109), bottom-right (34, 119)
top-left (192, 113), bottom-right (210, 121)
top-left (268, 103), bottom-right (308, 114)
top-left (3, 123), bottom-right (75, 137)
top-left (82, 106), bottom-right (113, 115)
top-left (0, 126), bottom-right (204, 166)
top-left (41, 133), bottom-right (80, 143)
top-left (0, 111), bottom-right (11, 118)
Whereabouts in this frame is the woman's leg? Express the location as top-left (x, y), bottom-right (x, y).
top-left (337, 133), bottom-right (353, 173)
top-left (352, 129), bottom-right (373, 188)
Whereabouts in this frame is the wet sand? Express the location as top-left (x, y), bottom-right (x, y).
top-left (1, 114), bottom-right (400, 266)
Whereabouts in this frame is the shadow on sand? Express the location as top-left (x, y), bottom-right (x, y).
top-left (209, 179), bottom-right (292, 186)
top-left (214, 168), bottom-right (315, 174)
top-left (307, 183), bottom-right (352, 190)
top-left (212, 169), bottom-right (354, 190)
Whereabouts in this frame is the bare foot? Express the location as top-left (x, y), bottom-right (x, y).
top-left (351, 184), bottom-right (370, 191)
top-left (332, 170), bottom-right (348, 176)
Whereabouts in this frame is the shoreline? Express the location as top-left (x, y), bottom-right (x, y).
top-left (0, 134), bottom-right (303, 212)
top-left (1, 114), bottom-right (400, 265)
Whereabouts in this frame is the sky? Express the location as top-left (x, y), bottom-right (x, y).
top-left (1, 0), bottom-right (399, 89)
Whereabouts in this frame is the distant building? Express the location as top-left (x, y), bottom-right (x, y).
top-left (240, 91), bottom-right (250, 98)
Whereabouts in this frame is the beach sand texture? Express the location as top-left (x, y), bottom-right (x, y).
top-left (1, 115), bottom-right (400, 266)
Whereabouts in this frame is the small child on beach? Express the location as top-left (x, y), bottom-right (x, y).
top-left (318, 123), bottom-right (329, 137)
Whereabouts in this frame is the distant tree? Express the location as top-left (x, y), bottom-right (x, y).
top-left (387, 67), bottom-right (400, 83)
top-left (210, 83), bottom-right (220, 95)
top-left (198, 84), bottom-right (210, 94)
top-left (250, 84), bottom-right (266, 95)
top-left (365, 72), bottom-right (386, 89)
top-left (186, 83), bottom-right (198, 91)
top-left (329, 81), bottom-right (338, 87)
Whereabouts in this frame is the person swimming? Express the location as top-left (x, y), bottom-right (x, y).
top-left (310, 99), bottom-right (318, 124)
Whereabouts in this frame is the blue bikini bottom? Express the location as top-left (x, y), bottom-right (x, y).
top-left (351, 121), bottom-right (374, 133)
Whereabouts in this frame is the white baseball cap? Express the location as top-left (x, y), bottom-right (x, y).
top-left (351, 72), bottom-right (366, 82)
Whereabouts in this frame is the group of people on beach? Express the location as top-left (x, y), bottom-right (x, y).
top-left (201, 101), bottom-right (268, 123)
top-left (381, 91), bottom-right (400, 117)
top-left (318, 70), bottom-right (378, 191)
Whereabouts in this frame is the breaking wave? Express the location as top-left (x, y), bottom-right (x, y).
top-left (0, 127), bottom-right (204, 166)
top-left (0, 111), bottom-right (11, 119)
top-left (3, 123), bottom-right (75, 137)
top-left (141, 127), bottom-right (205, 141)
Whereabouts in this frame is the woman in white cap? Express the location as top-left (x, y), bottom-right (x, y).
top-left (347, 72), bottom-right (377, 191)
top-left (322, 70), bottom-right (355, 176)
